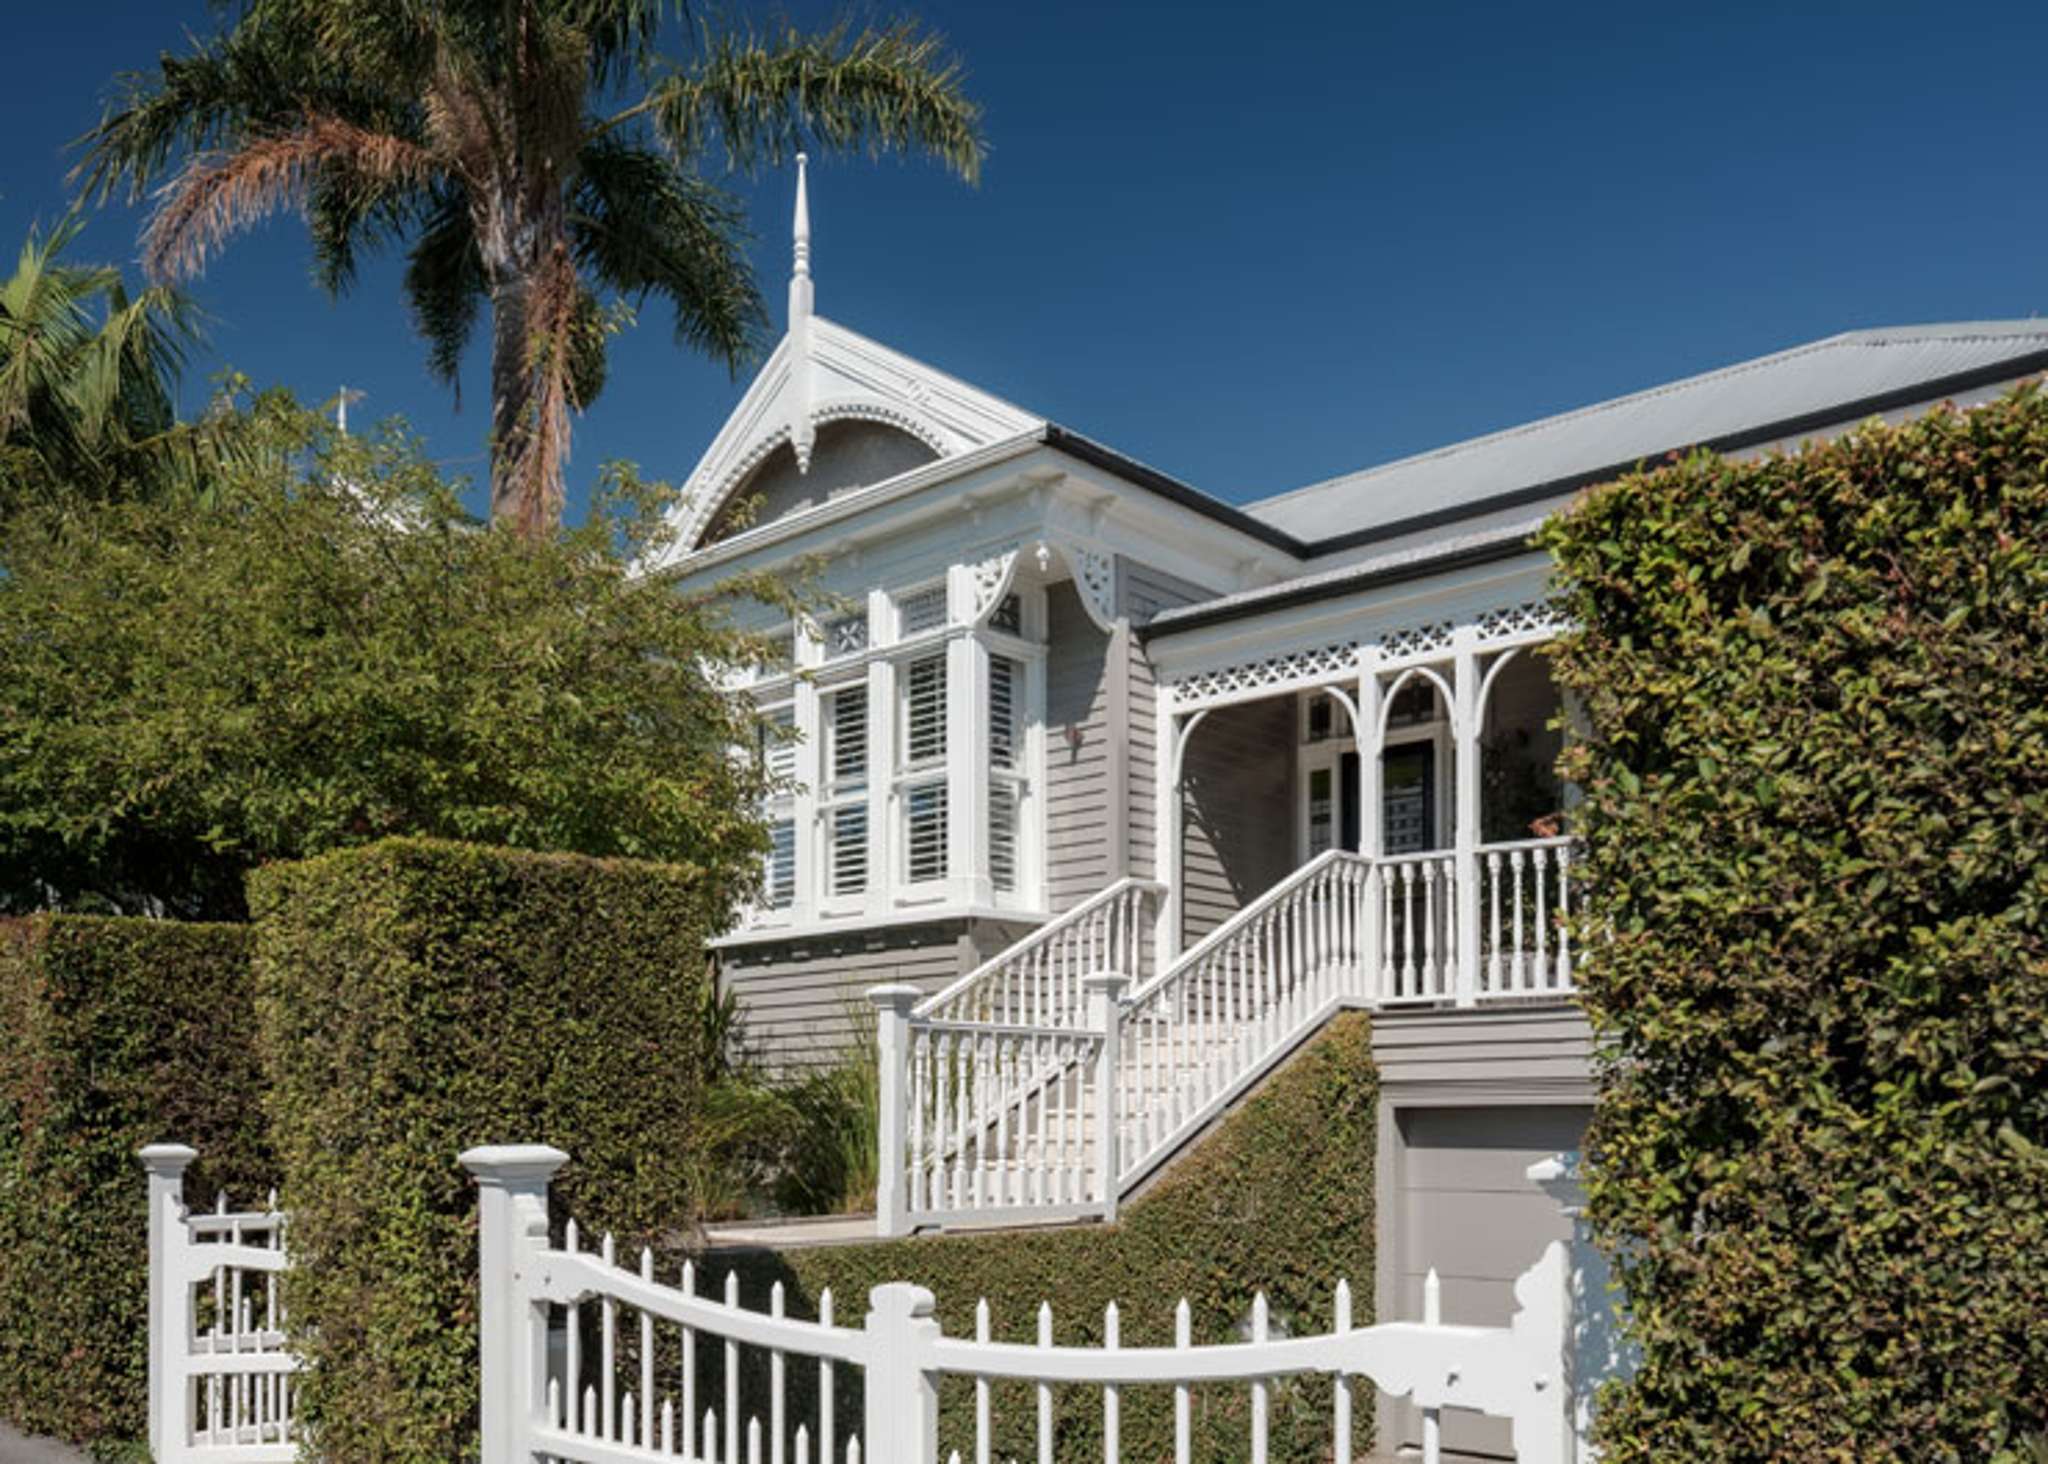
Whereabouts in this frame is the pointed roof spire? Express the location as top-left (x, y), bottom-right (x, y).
top-left (788, 151), bottom-right (813, 326)
top-left (787, 152), bottom-right (816, 473)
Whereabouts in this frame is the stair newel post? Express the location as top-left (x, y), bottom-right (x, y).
top-left (1452, 629), bottom-right (1483, 1008)
top-left (1084, 971), bottom-right (1130, 1222)
top-left (139, 1142), bottom-right (199, 1464)
top-left (460, 1143), bottom-right (569, 1464)
top-left (868, 983), bottom-right (923, 1238)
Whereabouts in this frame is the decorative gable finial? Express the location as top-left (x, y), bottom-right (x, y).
top-left (787, 151), bottom-right (816, 474)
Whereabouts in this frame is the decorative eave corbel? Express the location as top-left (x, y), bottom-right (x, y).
top-left (968, 544), bottom-right (1023, 625)
top-left (1035, 538), bottom-right (1119, 633)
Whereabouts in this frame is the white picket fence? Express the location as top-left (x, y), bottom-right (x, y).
top-left (462, 1144), bottom-right (1581, 1464)
top-left (139, 1145), bottom-right (300, 1463)
top-left (141, 1142), bottom-right (1599, 1463)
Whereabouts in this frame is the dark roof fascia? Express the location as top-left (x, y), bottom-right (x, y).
top-left (1137, 533), bottom-right (1540, 643)
top-left (1294, 350), bottom-right (2048, 559)
top-left (1038, 424), bottom-right (1307, 555)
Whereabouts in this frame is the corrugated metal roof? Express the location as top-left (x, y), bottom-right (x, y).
top-left (1245, 321), bottom-right (2048, 544)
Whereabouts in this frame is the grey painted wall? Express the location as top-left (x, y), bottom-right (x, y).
top-left (1177, 697), bottom-right (1296, 945)
top-left (1043, 581), bottom-right (1115, 913)
top-left (719, 919), bottom-right (1027, 1070)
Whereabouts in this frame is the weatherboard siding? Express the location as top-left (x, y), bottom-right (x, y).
top-left (1177, 696), bottom-right (1296, 945)
top-left (1044, 582), bottom-right (1115, 913)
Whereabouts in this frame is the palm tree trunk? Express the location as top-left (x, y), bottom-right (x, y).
top-left (488, 271), bottom-right (536, 531)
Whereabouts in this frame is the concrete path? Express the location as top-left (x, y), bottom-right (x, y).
top-left (0, 1422), bottom-right (92, 1463)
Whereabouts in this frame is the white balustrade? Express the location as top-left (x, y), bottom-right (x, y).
top-left (1115, 851), bottom-right (1370, 1188)
top-left (874, 842), bottom-right (1581, 1234)
top-left (1479, 836), bottom-right (1575, 997)
top-left (1375, 850), bottom-right (1460, 1003)
top-left (464, 1145), bottom-right (1583, 1464)
top-left (913, 878), bottom-right (1162, 1027)
top-left (902, 1018), bottom-right (1109, 1226)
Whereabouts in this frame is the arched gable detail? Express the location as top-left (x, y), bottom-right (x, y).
top-left (677, 402), bottom-right (957, 551)
top-left (668, 316), bottom-right (1045, 559)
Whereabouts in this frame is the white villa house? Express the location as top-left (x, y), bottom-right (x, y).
top-left (661, 163), bottom-right (2048, 1455)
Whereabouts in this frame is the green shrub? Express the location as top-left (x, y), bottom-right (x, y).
top-left (0, 915), bottom-right (270, 1447)
top-left (725, 1012), bottom-right (1378, 1463)
top-left (1542, 384), bottom-right (2048, 1460)
top-left (250, 838), bottom-right (719, 1464)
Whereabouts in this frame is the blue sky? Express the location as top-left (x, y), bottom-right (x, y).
top-left (6, 2), bottom-right (2047, 520)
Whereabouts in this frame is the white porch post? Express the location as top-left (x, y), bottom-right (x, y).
top-left (868, 983), bottom-right (921, 1238)
top-left (139, 1143), bottom-right (197, 1464)
top-left (1154, 700), bottom-right (1183, 966)
top-left (1453, 628), bottom-right (1482, 1006)
top-left (459, 1143), bottom-right (568, 1464)
top-left (1356, 648), bottom-right (1384, 1000)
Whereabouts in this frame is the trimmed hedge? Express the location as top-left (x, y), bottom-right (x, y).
top-left (1542, 385), bottom-right (2048, 1459)
top-left (250, 838), bottom-right (719, 1464)
top-left (728, 1013), bottom-right (1378, 1463)
top-left (0, 916), bottom-right (270, 1447)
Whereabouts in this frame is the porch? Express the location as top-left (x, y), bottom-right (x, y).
top-left (1156, 595), bottom-right (1577, 1007)
top-left (869, 591), bottom-right (1585, 1238)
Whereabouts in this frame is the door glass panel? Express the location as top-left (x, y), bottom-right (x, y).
top-left (1307, 767), bottom-right (1334, 856)
top-left (1383, 743), bottom-right (1436, 854)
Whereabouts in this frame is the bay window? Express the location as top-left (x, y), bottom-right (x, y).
top-left (739, 568), bottom-right (1049, 934)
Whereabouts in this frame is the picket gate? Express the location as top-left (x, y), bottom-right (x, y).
top-left (463, 1145), bottom-right (1577, 1464)
top-left (139, 1145), bottom-right (300, 1463)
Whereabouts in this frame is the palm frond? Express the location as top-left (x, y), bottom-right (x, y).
top-left (143, 115), bottom-right (441, 280)
top-left (652, 19), bottom-right (984, 182)
top-left (402, 188), bottom-right (487, 392)
top-left (570, 136), bottom-right (765, 371)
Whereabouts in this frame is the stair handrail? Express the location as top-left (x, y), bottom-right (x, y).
top-left (912, 875), bottom-right (1167, 1024)
top-left (1122, 849), bottom-right (1370, 1014)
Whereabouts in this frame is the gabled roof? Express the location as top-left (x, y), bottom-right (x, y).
top-left (667, 313), bottom-right (1043, 554)
top-left (1244, 322), bottom-right (2048, 548)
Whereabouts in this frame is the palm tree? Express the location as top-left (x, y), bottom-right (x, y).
top-left (77, 1), bottom-right (984, 538)
top-left (0, 211), bottom-right (230, 511)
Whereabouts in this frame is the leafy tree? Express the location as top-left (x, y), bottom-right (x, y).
top-left (0, 392), bottom-right (791, 921)
top-left (76, 0), bottom-right (984, 537)
top-left (0, 212), bottom-right (247, 511)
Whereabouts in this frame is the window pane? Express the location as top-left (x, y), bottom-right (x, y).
top-left (765, 818), bottom-right (796, 909)
top-left (990, 782), bottom-right (1019, 892)
top-left (988, 656), bottom-right (1019, 771)
top-left (904, 654), bottom-right (948, 766)
top-left (828, 687), bottom-right (867, 786)
top-left (898, 585), bottom-right (948, 635)
top-left (830, 804), bottom-right (868, 896)
top-left (759, 706), bottom-right (797, 784)
top-left (988, 593), bottom-right (1022, 636)
top-left (905, 782), bottom-right (948, 882)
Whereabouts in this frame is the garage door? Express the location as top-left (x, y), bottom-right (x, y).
top-left (1390, 1104), bottom-right (1590, 1460)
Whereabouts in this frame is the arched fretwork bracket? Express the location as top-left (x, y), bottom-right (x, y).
top-left (967, 545), bottom-right (1023, 626)
top-left (1032, 539), bottom-right (1119, 633)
